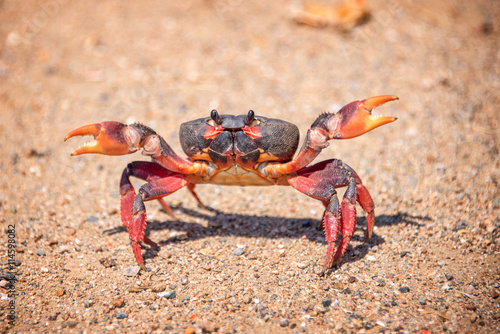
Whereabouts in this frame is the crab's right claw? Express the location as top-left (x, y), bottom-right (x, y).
top-left (65, 121), bottom-right (138, 156)
top-left (330, 95), bottom-right (398, 139)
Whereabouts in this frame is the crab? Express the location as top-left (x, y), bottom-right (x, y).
top-left (65, 95), bottom-right (398, 273)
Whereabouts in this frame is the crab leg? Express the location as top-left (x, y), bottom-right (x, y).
top-left (287, 159), bottom-right (374, 272)
top-left (120, 161), bottom-right (179, 224)
top-left (259, 95), bottom-right (397, 178)
top-left (120, 161), bottom-right (207, 221)
top-left (128, 174), bottom-right (190, 268)
top-left (342, 164), bottom-right (375, 241)
top-left (65, 121), bottom-right (214, 176)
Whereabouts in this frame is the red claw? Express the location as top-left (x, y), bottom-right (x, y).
top-left (65, 121), bottom-right (137, 156)
top-left (331, 95), bottom-right (398, 139)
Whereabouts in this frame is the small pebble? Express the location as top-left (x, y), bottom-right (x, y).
top-left (419, 298), bottom-right (427, 305)
top-left (296, 262), bottom-right (308, 269)
top-left (110, 296), bottom-right (125, 309)
top-left (442, 283), bottom-right (451, 290)
top-left (63, 228), bottom-right (76, 236)
top-left (322, 298), bottom-right (332, 307)
top-left (464, 303), bottom-right (476, 311)
top-left (0, 280), bottom-right (11, 289)
top-left (84, 301), bottom-right (93, 308)
top-left (149, 303), bottom-right (158, 310)
top-left (56, 289), bottom-right (65, 297)
top-left (398, 287), bottom-right (410, 293)
top-left (454, 220), bottom-right (467, 231)
top-left (348, 276), bottom-right (357, 283)
top-left (492, 198), bottom-right (500, 209)
top-left (279, 319), bottom-right (289, 327)
top-left (489, 290), bottom-right (499, 299)
top-left (445, 274), bottom-right (453, 281)
top-left (86, 216), bottom-right (98, 222)
top-left (36, 250), bottom-right (46, 256)
top-left (116, 312), bottom-right (128, 319)
top-left (62, 321), bottom-right (77, 328)
top-left (123, 266), bottom-right (141, 277)
top-left (400, 251), bottom-right (409, 257)
top-left (332, 282), bottom-right (344, 289)
top-left (152, 283), bottom-right (166, 293)
top-left (100, 258), bottom-right (117, 268)
top-left (233, 248), bottom-right (244, 256)
top-left (377, 279), bottom-right (386, 287)
top-left (158, 291), bottom-right (176, 299)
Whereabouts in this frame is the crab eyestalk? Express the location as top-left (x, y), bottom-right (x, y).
top-left (64, 121), bottom-right (140, 156)
top-left (328, 95), bottom-right (398, 139)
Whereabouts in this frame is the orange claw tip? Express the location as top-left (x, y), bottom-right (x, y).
top-left (64, 123), bottom-right (102, 142)
top-left (360, 95), bottom-right (399, 111)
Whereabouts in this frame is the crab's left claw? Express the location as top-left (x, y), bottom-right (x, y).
top-left (65, 121), bottom-right (139, 156)
top-left (327, 95), bottom-right (398, 139)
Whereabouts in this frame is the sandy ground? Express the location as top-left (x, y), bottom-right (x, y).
top-left (0, 0), bottom-right (499, 333)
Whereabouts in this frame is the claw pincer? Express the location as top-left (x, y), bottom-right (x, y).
top-left (313, 95), bottom-right (398, 140)
top-left (64, 121), bottom-right (138, 156)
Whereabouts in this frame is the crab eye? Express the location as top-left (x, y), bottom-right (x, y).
top-left (210, 109), bottom-right (222, 125)
top-left (244, 110), bottom-right (254, 124)
top-left (244, 110), bottom-right (260, 126)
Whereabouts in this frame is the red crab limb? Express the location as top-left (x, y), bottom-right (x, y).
top-left (128, 174), bottom-right (189, 268)
top-left (288, 159), bottom-right (375, 272)
top-left (187, 183), bottom-right (207, 209)
top-left (260, 95), bottom-right (397, 178)
top-left (121, 162), bottom-right (207, 221)
top-left (338, 162), bottom-right (375, 241)
top-left (356, 183), bottom-right (375, 241)
top-left (120, 161), bottom-right (180, 224)
top-left (65, 121), bottom-right (213, 176)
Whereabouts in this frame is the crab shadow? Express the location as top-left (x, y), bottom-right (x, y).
top-left (104, 205), bottom-right (429, 267)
